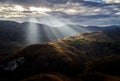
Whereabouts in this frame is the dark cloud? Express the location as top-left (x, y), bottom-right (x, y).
top-left (0, 0), bottom-right (69, 5)
top-left (0, 0), bottom-right (102, 6)
top-left (0, 0), bottom-right (119, 4)
top-left (0, 0), bottom-right (118, 7)
top-left (0, 0), bottom-right (50, 6)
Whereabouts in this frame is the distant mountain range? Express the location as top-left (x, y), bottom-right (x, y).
top-left (0, 20), bottom-right (119, 43)
top-left (0, 20), bottom-right (119, 57)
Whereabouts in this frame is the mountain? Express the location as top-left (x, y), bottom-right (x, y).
top-left (0, 20), bottom-right (89, 59)
top-left (0, 22), bottom-right (120, 81)
top-left (0, 20), bottom-right (120, 62)
top-left (0, 20), bottom-right (119, 43)
top-left (0, 21), bottom-right (86, 45)
top-left (0, 20), bottom-right (120, 81)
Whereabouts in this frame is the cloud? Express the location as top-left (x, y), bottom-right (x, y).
top-left (103, 0), bottom-right (120, 3)
top-left (0, 0), bottom-right (120, 26)
top-left (116, 12), bottom-right (120, 15)
top-left (0, 0), bottom-right (72, 6)
top-left (0, 0), bottom-right (106, 6)
top-left (0, 0), bottom-right (51, 6)
top-left (0, 4), bottom-right (51, 18)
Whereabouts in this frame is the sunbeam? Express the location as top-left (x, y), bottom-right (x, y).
top-left (38, 17), bottom-right (65, 40)
top-left (39, 14), bottom-right (80, 38)
top-left (25, 17), bottom-right (40, 45)
top-left (24, 13), bottom-right (89, 45)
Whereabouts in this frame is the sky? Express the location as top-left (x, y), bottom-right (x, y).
top-left (0, 0), bottom-right (120, 26)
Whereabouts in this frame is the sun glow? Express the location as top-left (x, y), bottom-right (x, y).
top-left (30, 7), bottom-right (51, 12)
top-left (14, 5), bottom-right (25, 11)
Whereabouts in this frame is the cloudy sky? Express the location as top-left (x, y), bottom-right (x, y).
top-left (0, 0), bottom-right (120, 26)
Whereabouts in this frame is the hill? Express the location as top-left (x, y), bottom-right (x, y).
top-left (0, 21), bottom-right (120, 81)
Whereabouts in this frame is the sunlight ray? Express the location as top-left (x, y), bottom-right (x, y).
top-left (42, 15), bottom-right (79, 37)
top-left (38, 17), bottom-right (65, 40)
top-left (25, 17), bottom-right (40, 45)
